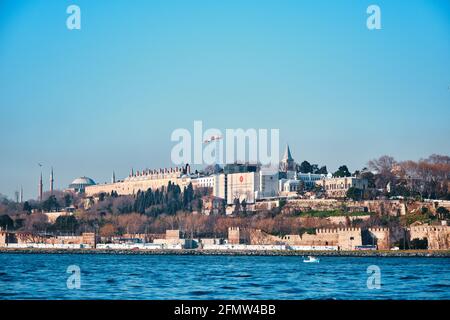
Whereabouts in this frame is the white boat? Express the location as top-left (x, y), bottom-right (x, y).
top-left (303, 256), bottom-right (320, 263)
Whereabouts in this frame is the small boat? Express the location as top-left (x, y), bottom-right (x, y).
top-left (303, 256), bottom-right (320, 263)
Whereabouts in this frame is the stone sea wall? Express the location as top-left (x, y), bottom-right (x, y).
top-left (1, 247), bottom-right (449, 257)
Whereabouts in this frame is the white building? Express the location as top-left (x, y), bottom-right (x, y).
top-left (297, 172), bottom-right (328, 188)
top-left (279, 179), bottom-right (302, 195)
top-left (225, 170), bottom-right (278, 205)
top-left (227, 171), bottom-right (259, 205)
top-left (279, 172), bottom-right (327, 195)
top-left (315, 176), bottom-right (369, 198)
top-left (257, 168), bottom-right (279, 199)
top-left (191, 175), bottom-right (215, 189)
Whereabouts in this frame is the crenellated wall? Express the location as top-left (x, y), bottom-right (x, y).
top-left (368, 228), bottom-right (390, 250)
top-left (409, 226), bottom-right (450, 250)
top-left (249, 228), bottom-right (362, 250)
top-left (228, 227), bottom-right (241, 244)
top-left (85, 167), bottom-right (192, 196)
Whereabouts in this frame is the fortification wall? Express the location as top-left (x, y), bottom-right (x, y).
top-left (1, 232), bottom-right (97, 247)
top-left (284, 199), bottom-right (407, 216)
top-left (368, 228), bottom-right (390, 250)
top-left (336, 228), bottom-right (362, 250)
top-left (249, 228), bottom-right (362, 250)
top-left (228, 227), bottom-right (241, 244)
top-left (409, 226), bottom-right (450, 250)
top-left (327, 215), bottom-right (371, 226)
top-left (0, 232), bottom-right (6, 246)
top-left (249, 229), bottom-right (284, 245)
top-left (254, 200), bottom-right (280, 211)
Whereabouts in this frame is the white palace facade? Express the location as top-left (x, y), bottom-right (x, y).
top-left (85, 166), bottom-right (192, 196)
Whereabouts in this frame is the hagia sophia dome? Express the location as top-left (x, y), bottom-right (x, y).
top-left (68, 176), bottom-right (96, 193)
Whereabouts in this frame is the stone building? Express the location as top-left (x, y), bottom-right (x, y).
top-left (315, 176), bottom-right (368, 198)
top-left (84, 166), bottom-right (191, 196)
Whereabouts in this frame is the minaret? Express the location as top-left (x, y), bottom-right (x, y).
top-left (50, 167), bottom-right (54, 194)
top-left (20, 186), bottom-right (23, 203)
top-left (112, 171), bottom-right (116, 183)
top-left (38, 172), bottom-right (43, 201)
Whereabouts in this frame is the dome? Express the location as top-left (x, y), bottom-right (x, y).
top-left (71, 177), bottom-right (96, 186)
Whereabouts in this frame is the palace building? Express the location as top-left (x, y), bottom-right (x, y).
top-left (84, 165), bottom-right (192, 196)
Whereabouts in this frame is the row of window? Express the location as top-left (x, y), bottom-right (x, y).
top-left (325, 183), bottom-right (350, 190)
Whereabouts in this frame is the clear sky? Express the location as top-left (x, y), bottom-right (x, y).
top-left (0, 0), bottom-right (449, 200)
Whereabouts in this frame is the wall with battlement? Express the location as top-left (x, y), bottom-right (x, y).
top-left (0, 232), bottom-right (6, 246)
top-left (85, 168), bottom-right (192, 196)
top-left (0, 232), bottom-right (97, 247)
top-left (368, 228), bottom-right (390, 250)
top-left (336, 228), bottom-right (362, 250)
top-left (249, 228), bottom-right (362, 250)
top-left (409, 226), bottom-right (450, 250)
top-left (228, 227), bottom-right (241, 244)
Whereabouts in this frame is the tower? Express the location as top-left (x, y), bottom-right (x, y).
top-left (50, 167), bottom-right (54, 194)
top-left (38, 172), bottom-right (43, 201)
top-left (112, 171), bottom-right (116, 183)
top-left (20, 186), bottom-right (23, 203)
top-left (280, 144), bottom-right (295, 172)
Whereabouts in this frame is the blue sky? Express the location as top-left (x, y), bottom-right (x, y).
top-left (0, 0), bottom-right (449, 200)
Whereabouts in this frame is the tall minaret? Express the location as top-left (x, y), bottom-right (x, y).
top-left (112, 171), bottom-right (116, 183)
top-left (20, 186), bottom-right (23, 203)
top-left (38, 172), bottom-right (43, 201)
top-left (50, 167), bottom-right (54, 194)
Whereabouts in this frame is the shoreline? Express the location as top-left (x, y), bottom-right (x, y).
top-left (1, 248), bottom-right (449, 257)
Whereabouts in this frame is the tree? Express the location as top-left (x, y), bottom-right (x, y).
top-left (410, 238), bottom-right (428, 250)
top-left (360, 171), bottom-right (376, 188)
top-left (23, 201), bottom-right (32, 213)
top-left (241, 199), bottom-right (247, 215)
top-left (346, 187), bottom-right (363, 201)
top-left (299, 161), bottom-right (312, 173)
top-left (334, 165), bottom-right (351, 177)
top-left (64, 194), bottom-right (72, 207)
top-left (368, 155), bottom-right (397, 174)
top-left (368, 155), bottom-right (397, 189)
top-left (99, 223), bottom-right (117, 238)
top-left (23, 213), bottom-right (49, 232)
top-left (0, 214), bottom-right (14, 230)
top-left (42, 195), bottom-right (60, 212)
top-left (436, 207), bottom-right (450, 220)
top-left (310, 164), bottom-right (319, 174)
top-left (398, 155), bottom-right (450, 199)
top-left (233, 198), bottom-right (241, 215)
top-left (117, 213), bottom-right (148, 234)
top-left (317, 166), bottom-right (328, 174)
top-left (53, 215), bottom-right (79, 234)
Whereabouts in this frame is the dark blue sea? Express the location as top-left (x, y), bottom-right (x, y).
top-left (0, 254), bottom-right (449, 299)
